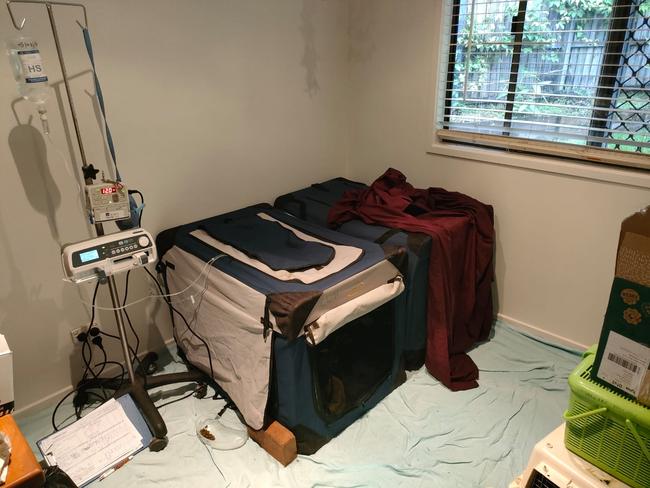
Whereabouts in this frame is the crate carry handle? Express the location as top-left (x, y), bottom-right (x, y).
top-left (563, 407), bottom-right (607, 422)
top-left (625, 419), bottom-right (650, 464)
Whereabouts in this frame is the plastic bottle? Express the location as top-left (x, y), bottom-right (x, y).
top-left (6, 36), bottom-right (50, 134)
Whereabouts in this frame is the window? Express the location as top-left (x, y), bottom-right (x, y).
top-left (438, 0), bottom-right (650, 170)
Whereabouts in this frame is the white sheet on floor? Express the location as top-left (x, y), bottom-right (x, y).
top-left (18, 320), bottom-right (582, 488)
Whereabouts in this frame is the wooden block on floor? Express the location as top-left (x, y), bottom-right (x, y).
top-left (248, 421), bottom-right (297, 466)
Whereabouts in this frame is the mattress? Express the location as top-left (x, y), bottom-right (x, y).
top-left (156, 204), bottom-right (406, 429)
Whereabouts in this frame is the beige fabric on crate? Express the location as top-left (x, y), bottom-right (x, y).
top-left (165, 247), bottom-right (272, 430)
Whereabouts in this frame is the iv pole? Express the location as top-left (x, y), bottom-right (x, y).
top-left (6, 0), bottom-right (209, 452)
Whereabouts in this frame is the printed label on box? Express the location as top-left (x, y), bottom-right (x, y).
top-left (598, 330), bottom-right (650, 396)
top-left (616, 232), bottom-right (650, 287)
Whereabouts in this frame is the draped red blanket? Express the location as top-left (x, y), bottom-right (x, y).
top-left (328, 169), bottom-right (495, 390)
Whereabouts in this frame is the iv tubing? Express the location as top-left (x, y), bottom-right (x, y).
top-left (74, 255), bottom-right (225, 311)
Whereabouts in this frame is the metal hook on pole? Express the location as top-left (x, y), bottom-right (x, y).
top-left (6, 0), bottom-right (26, 30)
top-left (6, 0), bottom-right (89, 32)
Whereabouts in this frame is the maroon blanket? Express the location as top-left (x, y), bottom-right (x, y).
top-left (328, 168), bottom-right (495, 390)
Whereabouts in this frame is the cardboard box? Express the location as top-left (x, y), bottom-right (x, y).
top-left (592, 207), bottom-right (650, 406)
top-left (0, 335), bottom-right (13, 416)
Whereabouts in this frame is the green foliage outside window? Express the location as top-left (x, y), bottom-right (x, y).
top-left (448, 0), bottom-right (650, 152)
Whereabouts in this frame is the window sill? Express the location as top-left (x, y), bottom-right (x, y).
top-left (427, 142), bottom-right (650, 189)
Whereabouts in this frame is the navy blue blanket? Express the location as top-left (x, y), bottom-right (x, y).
top-left (200, 215), bottom-right (334, 272)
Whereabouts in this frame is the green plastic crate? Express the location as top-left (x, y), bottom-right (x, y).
top-left (564, 346), bottom-right (650, 488)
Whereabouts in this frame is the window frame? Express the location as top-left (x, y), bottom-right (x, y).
top-left (435, 0), bottom-right (650, 172)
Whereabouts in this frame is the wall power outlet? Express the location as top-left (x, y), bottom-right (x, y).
top-left (70, 325), bottom-right (90, 344)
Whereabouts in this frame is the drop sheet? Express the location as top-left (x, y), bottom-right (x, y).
top-left (19, 321), bottom-right (581, 488)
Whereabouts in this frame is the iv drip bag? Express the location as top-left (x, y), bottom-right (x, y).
top-left (6, 36), bottom-right (51, 134)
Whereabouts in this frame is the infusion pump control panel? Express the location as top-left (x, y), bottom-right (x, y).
top-left (85, 182), bottom-right (130, 223)
top-left (62, 228), bottom-right (157, 283)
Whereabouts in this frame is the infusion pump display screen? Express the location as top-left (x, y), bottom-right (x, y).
top-left (79, 249), bottom-right (100, 263)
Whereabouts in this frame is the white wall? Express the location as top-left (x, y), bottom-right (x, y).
top-left (0, 0), bottom-right (349, 411)
top-left (347, 0), bottom-right (650, 349)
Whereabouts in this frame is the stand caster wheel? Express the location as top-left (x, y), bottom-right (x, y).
top-left (148, 436), bottom-right (168, 452)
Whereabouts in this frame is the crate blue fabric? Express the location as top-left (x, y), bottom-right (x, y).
top-left (199, 214), bottom-right (334, 272)
top-left (17, 320), bottom-right (582, 488)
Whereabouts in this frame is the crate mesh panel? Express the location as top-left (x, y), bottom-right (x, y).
top-left (529, 470), bottom-right (560, 488)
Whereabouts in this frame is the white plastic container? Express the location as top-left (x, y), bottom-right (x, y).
top-left (510, 423), bottom-right (631, 488)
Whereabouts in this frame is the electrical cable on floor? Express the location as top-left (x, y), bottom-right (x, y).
top-left (51, 389), bottom-right (80, 431)
top-left (75, 343), bottom-right (109, 422)
top-left (51, 357), bottom-right (126, 431)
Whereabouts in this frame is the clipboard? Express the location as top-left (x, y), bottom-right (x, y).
top-left (37, 394), bottom-right (152, 487)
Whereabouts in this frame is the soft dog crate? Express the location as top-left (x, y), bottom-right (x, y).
top-left (157, 204), bottom-right (407, 453)
top-left (274, 177), bottom-right (431, 370)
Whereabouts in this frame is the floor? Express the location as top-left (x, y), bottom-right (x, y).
top-left (18, 320), bottom-right (582, 488)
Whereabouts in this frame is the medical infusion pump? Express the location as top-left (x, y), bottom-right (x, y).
top-left (85, 182), bottom-right (130, 223)
top-left (62, 228), bottom-right (156, 283)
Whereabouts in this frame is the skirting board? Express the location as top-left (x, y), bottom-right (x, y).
top-left (498, 313), bottom-right (589, 352)
top-left (13, 337), bottom-right (177, 419)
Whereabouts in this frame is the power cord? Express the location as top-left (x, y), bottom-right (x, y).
top-left (77, 282), bottom-right (101, 382)
top-left (53, 280), bottom-right (129, 430)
